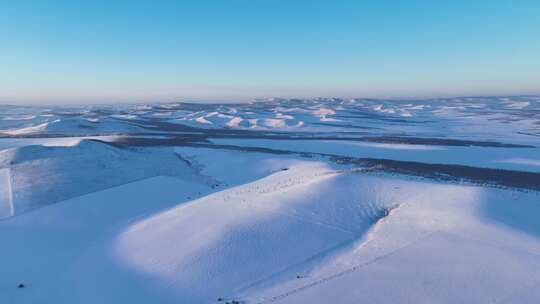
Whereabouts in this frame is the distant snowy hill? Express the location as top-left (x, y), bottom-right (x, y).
top-left (1, 96), bottom-right (539, 143)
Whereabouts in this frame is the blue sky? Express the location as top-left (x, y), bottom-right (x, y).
top-left (1, 0), bottom-right (539, 104)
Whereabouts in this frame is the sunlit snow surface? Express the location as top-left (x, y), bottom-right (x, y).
top-left (1, 96), bottom-right (540, 303)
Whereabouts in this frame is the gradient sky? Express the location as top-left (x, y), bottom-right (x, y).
top-left (1, 0), bottom-right (539, 104)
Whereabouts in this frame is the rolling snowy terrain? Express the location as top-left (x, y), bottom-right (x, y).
top-left (1, 96), bottom-right (540, 303)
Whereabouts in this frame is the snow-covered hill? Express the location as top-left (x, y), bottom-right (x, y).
top-left (1, 97), bottom-right (539, 303)
top-left (2, 96), bottom-right (540, 144)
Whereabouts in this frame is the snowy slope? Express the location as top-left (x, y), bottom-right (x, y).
top-left (244, 183), bottom-right (540, 304)
top-left (2, 149), bottom-right (538, 304)
top-left (210, 138), bottom-right (540, 173)
top-left (1, 97), bottom-right (540, 304)
top-left (0, 139), bottom-right (197, 215)
top-left (0, 176), bottom-right (211, 304)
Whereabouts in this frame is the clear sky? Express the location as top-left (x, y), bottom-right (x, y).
top-left (1, 0), bottom-right (539, 104)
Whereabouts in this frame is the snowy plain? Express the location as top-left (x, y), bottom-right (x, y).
top-left (1, 96), bottom-right (540, 303)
